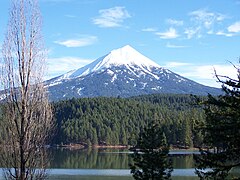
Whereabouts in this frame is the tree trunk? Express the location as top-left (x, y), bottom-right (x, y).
top-left (0, 0), bottom-right (54, 179)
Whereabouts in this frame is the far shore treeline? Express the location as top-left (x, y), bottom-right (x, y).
top-left (50, 94), bottom-right (205, 148)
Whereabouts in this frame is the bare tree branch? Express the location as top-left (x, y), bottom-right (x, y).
top-left (214, 62), bottom-right (240, 89)
top-left (0, 0), bottom-right (54, 179)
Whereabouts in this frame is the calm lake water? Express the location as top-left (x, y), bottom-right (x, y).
top-left (47, 148), bottom-right (199, 180)
top-left (1, 148), bottom-right (238, 180)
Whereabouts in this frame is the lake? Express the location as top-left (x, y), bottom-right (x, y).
top-left (47, 148), bottom-right (199, 180)
top-left (2, 148), bottom-right (238, 179)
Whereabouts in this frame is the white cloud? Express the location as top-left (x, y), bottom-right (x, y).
top-left (187, 8), bottom-right (227, 39)
top-left (164, 61), bottom-right (238, 87)
top-left (184, 27), bottom-right (201, 39)
top-left (93, 6), bottom-right (131, 28)
top-left (155, 28), bottom-right (179, 39)
top-left (166, 42), bottom-right (187, 48)
top-left (189, 8), bottom-right (226, 29)
top-left (228, 21), bottom-right (240, 33)
top-left (166, 19), bottom-right (183, 26)
top-left (54, 36), bottom-right (97, 47)
top-left (207, 30), bottom-right (214, 34)
top-left (46, 56), bottom-right (93, 79)
top-left (165, 61), bottom-right (191, 67)
top-left (216, 31), bottom-right (234, 37)
top-left (142, 28), bottom-right (157, 32)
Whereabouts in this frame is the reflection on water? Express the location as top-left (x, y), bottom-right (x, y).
top-left (48, 168), bottom-right (197, 176)
top-left (0, 148), bottom-right (199, 180)
top-left (0, 148), bottom-right (238, 179)
top-left (171, 154), bottom-right (195, 169)
top-left (50, 148), bottom-right (195, 169)
top-left (49, 175), bottom-right (134, 180)
top-left (48, 148), bottom-right (199, 179)
top-left (49, 175), bottom-right (198, 180)
top-left (50, 148), bottom-right (132, 169)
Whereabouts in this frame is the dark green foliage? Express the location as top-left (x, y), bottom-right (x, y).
top-left (129, 123), bottom-right (173, 180)
top-left (52, 94), bottom-right (205, 147)
top-left (195, 64), bottom-right (240, 179)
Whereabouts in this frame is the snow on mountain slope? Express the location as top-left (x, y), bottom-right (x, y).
top-left (51, 45), bottom-right (161, 81)
top-left (45, 45), bottom-right (221, 101)
top-left (0, 45), bottom-right (222, 101)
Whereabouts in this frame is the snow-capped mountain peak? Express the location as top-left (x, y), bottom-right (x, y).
top-left (45, 45), bottom-right (221, 100)
top-left (60, 45), bottom-right (161, 79)
top-left (102, 45), bottom-right (160, 68)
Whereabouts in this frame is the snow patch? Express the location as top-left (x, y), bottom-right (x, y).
top-left (111, 74), bottom-right (117, 83)
top-left (125, 65), bottom-right (140, 77)
top-left (77, 87), bottom-right (84, 95)
top-left (106, 69), bottom-right (114, 75)
top-left (151, 86), bottom-right (162, 90)
top-left (47, 81), bottom-right (63, 87)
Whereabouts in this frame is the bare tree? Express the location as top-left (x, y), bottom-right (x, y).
top-left (0, 0), bottom-right (53, 179)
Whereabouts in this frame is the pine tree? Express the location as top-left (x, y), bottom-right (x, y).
top-left (195, 62), bottom-right (240, 179)
top-left (129, 122), bottom-right (173, 180)
top-left (92, 128), bottom-right (98, 145)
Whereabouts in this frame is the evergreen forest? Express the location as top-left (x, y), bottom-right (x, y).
top-left (52, 94), bottom-right (206, 148)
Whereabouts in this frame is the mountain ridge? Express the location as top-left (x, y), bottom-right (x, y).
top-left (46, 45), bottom-right (221, 101)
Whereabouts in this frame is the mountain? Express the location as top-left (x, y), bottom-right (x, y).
top-left (46, 45), bottom-right (221, 101)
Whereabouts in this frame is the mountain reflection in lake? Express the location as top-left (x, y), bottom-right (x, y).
top-left (50, 148), bottom-right (196, 169)
top-left (50, 148), bottom-right (131, 169)
top-left (47, 148), bottom-right (199, 180)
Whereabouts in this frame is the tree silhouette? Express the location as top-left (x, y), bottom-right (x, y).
top-left (195, 62), bottom-right (240, 179)
top-left (129, 122), bottom-right (173, 180)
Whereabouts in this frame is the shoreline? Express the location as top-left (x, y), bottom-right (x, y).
top-left (53, 143), bottom-right (129, 150)
top-left (53, 143), bottom-right (199, 151)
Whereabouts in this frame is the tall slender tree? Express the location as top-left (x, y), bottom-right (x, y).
top-left (0, 0), bottom-right (53, 179)
top-left (129, 122), bottom-right (173, 180)
top-left (195, 62), bottom-right (240, 179)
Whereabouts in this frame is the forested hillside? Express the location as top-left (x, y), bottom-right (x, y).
top-left (52, 94), bottom-right (205, 147)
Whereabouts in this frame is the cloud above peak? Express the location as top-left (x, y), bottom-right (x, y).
top-left (155, 28), bottom-right (179, 39)
top-left (93, 6), bottom-right (131, 28)
top-left (184, 8), bottom-right (228, 39)
top-left (228, 21), bottom-right (240, 33)
top-left (166, 19), bottom-right (184, 26)
top-left (189, 8), bottom-right (226, 29)
top-left (215, 21), bottom-right (240, 37)
top-left (54, 36), bottom-right (98, 47)
top-left (144, 8), bottom-right (234, 41)
top-left (142, 27), bottom-right (158, 32)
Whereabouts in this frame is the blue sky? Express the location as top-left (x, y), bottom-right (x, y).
top-left (1, 0), bottom-right (240, 87)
